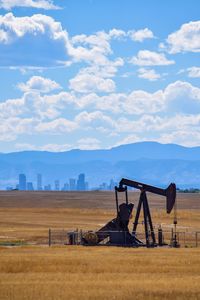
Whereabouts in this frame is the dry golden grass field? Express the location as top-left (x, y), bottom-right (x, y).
top-left (0, 191), bottom-right (200, 300)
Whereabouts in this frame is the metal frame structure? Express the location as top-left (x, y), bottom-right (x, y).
top-left (115, 178), bottom-right (177, 247)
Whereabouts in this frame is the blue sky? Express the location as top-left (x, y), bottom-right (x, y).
top-left (0, 0), bottom-right (200, 152)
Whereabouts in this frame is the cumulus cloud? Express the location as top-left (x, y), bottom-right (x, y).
top-left (68, 57), bottom-right (124, 93)
top-left (36, 118), bottom-right (78, 133)
top-left (137, 68), bottom-right (161, 81)
top-left (75, 111), bottom-right (115, 130)
top-left (130, 50), bottom-right (175, 66)
top-left (166, 20), bottom-right (200, 53)
top-left (0, 97), bottom-right (24, 118)
top-left (15, 138), bottom-right (101, 151)
top-left (0, 12), bottom-right (70, 67)
top-left (15, 143), bottom-right (71, 152)
top-left (1, 80), bottom-right (200, 145)
top-left (0, 117), bottom-right (36, 141)
top-left (18, 76), bottom-right (62, 93)
top-left (115, 113), bottom-right (200, 147)
top-left (108, 28), bottom-right (126, 39)
top-left (0, 13), bottom-right (67, 44)
top-left (0, 13), bottom-right (126, 69)
top-left (69, 31), bottom-right (113, 65)
top-left (128, 28), bottom-right (154, 42)
top-left (69, 71), bottom-right (116, 93)
top-left (187, 66), bottom-right (200, 78)
top-left (0, 0), bottom-right (60, 10)
top-left (164, 81), bottom-right (200, 114)
top-left (124, 89), bottom-right (164, 114)
top-left (157, 130), bottom-right (200, 147)
top-left (76, 138), bottom-right (101, 150)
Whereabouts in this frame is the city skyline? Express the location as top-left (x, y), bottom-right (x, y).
top-left (7, 172), bottom-right (117, 192)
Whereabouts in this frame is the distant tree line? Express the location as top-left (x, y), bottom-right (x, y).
top-left (177, 188), bottom-right (200, 193)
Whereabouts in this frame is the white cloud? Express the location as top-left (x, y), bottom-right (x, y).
top-left (15, 138), bottom-right (102, 151)
top-left (166, 21), bottom-right (200, 53)
top-left (0, 0), bottom-right (60, 10)
top-left (0, 117), bottom-right (35, 141)
top-left (0, 13), bottom-right (126, 69)
top-left (18, 76), bottom-right (62, 93)
top-left (79, 59), bottom-right (124, 79)
top-left (128, 28), bottom-right (154, 42)
top-left (137, 68), bottom-right (161, 81)
top-left (0, 12), bottom-right (70, 67)
top-left (1, 79), bottom-right (200, 144)
top-left (157, 130), bottom-right (200, 147)
top-left (70, 31), bottom-right (112, 65)
top-left (108, 28), bottom-right (126, 39)
top-left (115, 113), bottom-right (200, 147)
top-left (68, 57), bottom-right (124, 94)
top-left (71, 80), bottom-right (200, 116)
top-left (69, 72), bottom-right (116, 93)
top-left (130, 50), bottom-right (175, 66)
top-left (0, 97), bottom-right (24, 118)
top-left (23, 90), bottom-right (76, 120)
top-left (15, 143), bottom-right (71, 152)
top-left (76, 138), bottom-right (101, 150)
top-left (187, 66), bottom-right (200, 78)
top-left (164, 80), bottom-right (200, 103)
top-left (75, 111), bottom-right (115, 130)
top-left (124, 89), bottom-right (165, 115)
top-left (114, 134), bottom-right (144, 147)
top-left (36, 118), bottom-right (78, 133)
top-left (0, 12), bottom-right (67, 44)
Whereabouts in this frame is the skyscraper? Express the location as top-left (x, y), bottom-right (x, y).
top-left (62, 183), bottom-right (69, 191)
top-left (44, 184), bottom-right (51, 191)
top-left (69, 178), bottom-right (76, 191)
top-left (19, 174), bottom-right (26, 191)
top-left (55, 180), bottom-right (60, 191)
top-left (37, 174), bottom-right (42, 190)
top-left (27, 182), bottom-right (34, 191)
top-left (77, 173), bottom-right (86, 191)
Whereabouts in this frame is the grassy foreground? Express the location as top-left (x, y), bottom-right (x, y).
top-left (0, 246), bottom-right (200, 300)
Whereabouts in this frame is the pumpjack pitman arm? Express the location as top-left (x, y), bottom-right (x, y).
top-left (117, 178), bottom-right (176, 214)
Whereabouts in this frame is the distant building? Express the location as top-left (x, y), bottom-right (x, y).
top-left (37, 174), bottom-right (42, 190)
top-left (62, 183), bottom-right (69, 191)
top-left (77, 173), bottom-right (86, 191)
top-left (69, 178), bottom-right (76, 191)
top-left (44, 184), bottom-right (51, 191)
top-left (99, 182), bottom-right (108, 191)
top-left (27, 182), bottom-right (34, 191)
top-left (6, 186), bottom-right (13, 191)
top-left (109, 179), bottom-right (116, 191)
top-left (85, 182), bottom-right (89, 191)
top-left (19, 174), bottom-right (26, 191)
top-left (55, 180), bottom-right (60, 191)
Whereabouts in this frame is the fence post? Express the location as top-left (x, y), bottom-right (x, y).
top-left (48, 228), bottom-right (51, 247)
top-left (80, 229), bottom-right (83, 245)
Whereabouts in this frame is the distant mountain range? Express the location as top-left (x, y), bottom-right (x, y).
top-left (0, 142), bottom-right (200, 189)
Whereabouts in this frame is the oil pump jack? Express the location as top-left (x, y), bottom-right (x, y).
top-left (115, 178), bottom-right (177, 247)
top-left (82, 178), bottom-right (177, 247)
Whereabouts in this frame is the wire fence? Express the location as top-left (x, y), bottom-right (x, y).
top-left (1, 228), bottom-right (199, 248)
top-left (47, 228), bottom-right (200, 248)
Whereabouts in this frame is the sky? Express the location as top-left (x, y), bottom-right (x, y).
top-left (0, 0), bottom-right (200, 152)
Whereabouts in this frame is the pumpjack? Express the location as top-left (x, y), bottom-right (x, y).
top-left (82, 178), bottom-right (177, 247)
